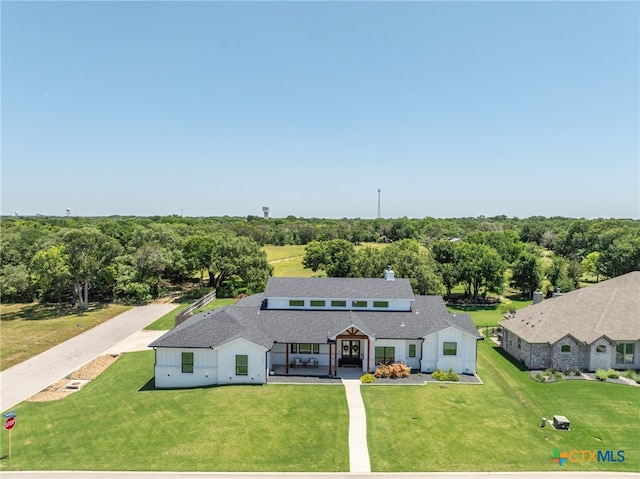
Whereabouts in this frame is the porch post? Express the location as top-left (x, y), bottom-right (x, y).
top-left (367, 339), bottom-right (371, 373)
top-left (286, 344), bottom-right (289, 374)
top-left (334, 340), bottom-right (338, 376)
top-left (328, 343), bottom-right (332, 377)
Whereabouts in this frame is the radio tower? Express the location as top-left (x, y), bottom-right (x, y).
top-left (377, 189), bottom-right (381, 219)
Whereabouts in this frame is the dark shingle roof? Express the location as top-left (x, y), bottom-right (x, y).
top-left (151, 291), bottom-right (480, 349)
top-left (500, 271), bottom-right (640, 344)
top-left (263, 277), bottom-right (414, 300)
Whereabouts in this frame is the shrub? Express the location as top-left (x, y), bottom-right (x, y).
top-left (374, 364), bottom-right (390, 378)
top-left (607, 369), bottom-right (619, 379)
top-left (543, 368), bottom-right (563, 381)
top-left (446, 369), bottom-right (459, 381)
top-left (432, 369), bottom-right (459, 381)
top-left (360, 373), bottom-right (375, 383)
top-left (625, 369), bottom-right (638, 380)
top-left (373, 362), bottom-right (410, 379)
top-left (595, 369), bottom-right (608, 381)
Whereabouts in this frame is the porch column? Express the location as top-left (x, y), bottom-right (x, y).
top-left (367, 339), bottom-right (371, 373)
top-left (286, 344), bottom-right (289, 374)
top-left (334, 341), bottom-right (338, 376)
top-left (328, 343), bottom-right (332, 377)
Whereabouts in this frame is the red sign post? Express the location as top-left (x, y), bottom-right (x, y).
top-left (4, 417), bottom-right (16, 430)
top-left (4, 415), bottom-right (16, 459)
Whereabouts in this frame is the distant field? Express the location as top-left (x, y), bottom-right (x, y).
top-left (263, 244), bottom-right (307, 262)
top-left (264, 244), bottom-right (317, 277)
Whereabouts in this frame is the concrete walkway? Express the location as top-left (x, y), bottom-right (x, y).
top-left (0, 303), bottom-right (176, 413)
top-left (342, 378), bottom-right (371, 473)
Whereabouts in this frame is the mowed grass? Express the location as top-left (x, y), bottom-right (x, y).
top-left (0, 350), bottom-right (349, 472)
top-left (448, 295), bottom-right (532, 327)
top-left (264, 245), bottom-right (316, 277)
top-left (0, 303), bottom-right (131, 371)
top-left (363, 340), bottom-right (640, 472)
top-left (144, 298), bottom-right (236, 331)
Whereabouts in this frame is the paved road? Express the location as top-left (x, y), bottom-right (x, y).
top-left (0, 472), bottom-right (637, 478)
top-left (0, 303), bottom-right (176, 413)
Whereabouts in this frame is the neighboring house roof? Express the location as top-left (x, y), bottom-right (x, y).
top-left (500, 271), bottom-right (640, 345)
top-left (263, 277), bottom-right (414, 300)
top-left (151, 279), bottom-right (480, 350)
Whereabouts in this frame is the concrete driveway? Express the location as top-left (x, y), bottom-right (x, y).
top-left (0, 303), bottom-right (176, 413)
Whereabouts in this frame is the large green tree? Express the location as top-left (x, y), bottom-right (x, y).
top-left (62, 227), bottom-right (122, 310)
top-left (383, 239), bottom-right (443, 295)
top-left (208, 234), bottom-right (272, 296)
top-left (510, 251), bottom-right (543, 298)
top-left (432, 240), bottom-right (459, 298)
top-left (303, 239), bottom-right (356, 277)
top-left (456, 242), bottom-right (506, 301)
top-left (183, 235), bottom-right (217, 293)
top-left (29, 245), bottom-right (71, 303)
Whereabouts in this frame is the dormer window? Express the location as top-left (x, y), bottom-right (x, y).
top-left (310, 300), bottom-right (325, 307)
top-left (289, 300), bottom-right (304, 307)
top-left (352, 300), bottom-right (367, 308)
top-left (331, 300), bottom-right (347, 307)
top-left (373, 301), bottom-right (389, 308)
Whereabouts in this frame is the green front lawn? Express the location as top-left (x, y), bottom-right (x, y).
top-left (363, 340), bottom-right (640, 472)
top-left (0, 350), bottom-right (349, 472)
top-left (2, 339), bottom-right (637, 472)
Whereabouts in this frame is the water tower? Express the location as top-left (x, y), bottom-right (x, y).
top-left (262, 206), bottom-right (270, 219)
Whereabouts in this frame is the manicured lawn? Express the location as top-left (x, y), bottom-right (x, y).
top-left (448, 296), bottom-right (532, 327)
top-left (363, 340), bottom-right (640, 472)
top-left (0, 303), bottom-right (131, 371)
top-left (0, 350), bottom-right (349, 472)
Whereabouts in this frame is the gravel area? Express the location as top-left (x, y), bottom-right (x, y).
top-left (267, 372), bottom-right (482, 385)
top-left (26, 354), bottom-right (120, 402)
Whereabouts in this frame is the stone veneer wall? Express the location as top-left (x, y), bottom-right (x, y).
top-left (551, 337), bottom-right (589, 370)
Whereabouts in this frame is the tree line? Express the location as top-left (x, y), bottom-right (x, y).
top-left (1, 215), bottom-right (638, 307)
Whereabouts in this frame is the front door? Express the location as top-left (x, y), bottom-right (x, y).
top-left (341, 340), bottom-right (361, 366)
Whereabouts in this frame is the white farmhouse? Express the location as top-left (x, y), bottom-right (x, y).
top-left (150, 270), bottom-right (480, 388)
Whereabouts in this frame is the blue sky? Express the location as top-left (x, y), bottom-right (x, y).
top-left (2, 1), bottom-right (639, 219)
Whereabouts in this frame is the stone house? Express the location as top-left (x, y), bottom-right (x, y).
top-left (500, 271), bottom-right (640, 371)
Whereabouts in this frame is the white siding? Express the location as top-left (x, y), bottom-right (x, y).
top-left (421, 327), bottom-right (478, 374)
top-left (216, 338), bottom-right (267, 385)
top-left (421, 335), bottom-right (438, 372)
top-left (266, 298), bottom-right (412, 311)
top-left (154, 347), bottom-right (218, 389)
top-left (154, 339), bottom-right (268, 388)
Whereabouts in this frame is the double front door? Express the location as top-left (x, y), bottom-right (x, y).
top-left (341, 340), bottom-right (361, 366)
